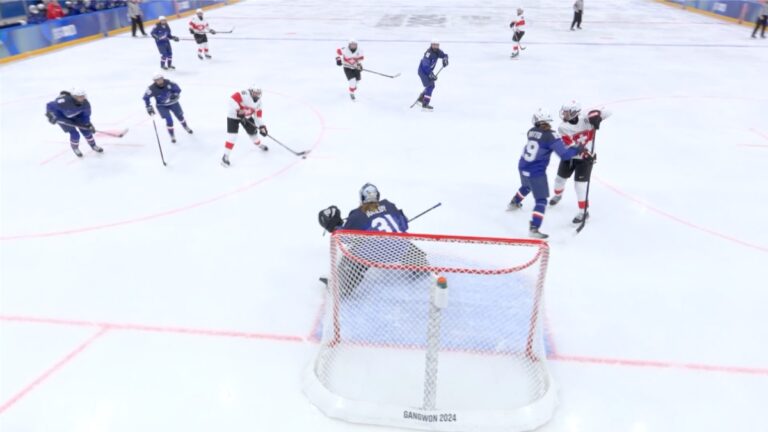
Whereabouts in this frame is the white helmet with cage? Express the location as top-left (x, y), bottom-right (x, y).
top-left (532, 108), bottom-right (553, 126)
top-left (559, 100), bottom-right (582, 122)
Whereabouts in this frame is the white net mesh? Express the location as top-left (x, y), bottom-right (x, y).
top-left (304, 230), bottom-right (555, 432)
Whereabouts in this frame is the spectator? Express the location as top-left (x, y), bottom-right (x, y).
top-left (27, 4), bottom-right (46, 24)
top-left (128, 0), bottom-right (147, 37)
top-left (46, 0), bottom-right (65, 19)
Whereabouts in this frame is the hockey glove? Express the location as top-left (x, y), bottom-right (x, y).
top-left (442, 57), bottom-right (449, 67)
top-left (189, 28), bottom-right (195, 34)
top-left (45, 111), bottom-right (58, 124)
top-left (588, 110), bottom-right (603, 130)
top-left (318, 205), bottom-right (343, 233)
top-left (429, 72), bottom-right (437, 81)
top-left (168, 94), bottom-right (180, 104)
top-left (581, 150), bottom-right (596, 163)
top-left (81, 123), bottom-right (96, 132)
top-left (259, 125), bottom-right (268, 137)
top-left (146, 105), bottom-right (156, 116)
top-left (236, 109), bottom-right (247, 119)
top-left (336, 57), bottom-right (342, 66)
top-left (172, 36), bottom-right (180, 42)
top-left (209, 29), bottom-right (216, 34)
top-left (357, 63), bottom-right (363, 70)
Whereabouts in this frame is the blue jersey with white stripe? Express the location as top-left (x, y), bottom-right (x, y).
top-left (143, 80), bottom-right (182, 107)
top-left (45, 92), bottom-right (91, 124)
top-left (418, 48), bottom-right (448, 76)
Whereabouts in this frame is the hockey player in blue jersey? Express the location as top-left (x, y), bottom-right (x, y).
top-left (151, 16), bottom-right (179, 70)
top-left (416, 40), bottom-right (448, 110)
top-left (45, 89), bottom-right (103, 158)
top-left (507, 108), bottom-right (591, 239)
top-left (318, 183), bottom-right (429, 295)
top-left (143, 73), bottom-right (193, 143)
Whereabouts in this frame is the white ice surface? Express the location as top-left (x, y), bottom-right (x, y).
top-left (1, 0), bottom-right (767, 431)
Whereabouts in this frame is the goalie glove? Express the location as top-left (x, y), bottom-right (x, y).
top-left (318, 205), bottom-right (343, 233)
top-left (588, 110), bottom-right (603, 130)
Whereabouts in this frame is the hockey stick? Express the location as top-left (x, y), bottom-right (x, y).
top-left (410, 66), bottom-right (444, 108)
top-left (575, 131), bottom-right (596, 234)
top-left (211, 27), bottom-right (234, 34)
top-left (56, 120), bottom-right (128, 138)
top-left (151, 117), bottom-right (167, 166)
top-left (266, 134), bottom-right (310, 158)
top-left (362, 68), bottom-right (401, 79)
top-left (408, 202), bottom-right (442, 223)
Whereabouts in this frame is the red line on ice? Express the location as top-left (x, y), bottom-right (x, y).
top-left (0, 327), bottom-right (108, 414)
top-left (549, 353), bottom-right (768, 376)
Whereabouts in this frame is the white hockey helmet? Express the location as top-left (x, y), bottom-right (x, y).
top-left (348, 38), bottom-right (358, 45)
top-left (532, 108), bottom-right (553, 126)
top-left (559, 100), bottom-right (582, 121)
top-left (359, 183), bottom-right (380, 204)
top-left (517, 7), bottom-right (524, 15)
top-left (158, 15), bottom-right (167, 22)
top-left (430, 38), bottom-right (440, 47)
top-left (248, 85), bottom-right (262, 99)
top-left (153, 72), bottom-right (164, 81)
top-left (70, 88), bottom-right (87, 98)
top-left (196, 8), bottom-right (203, 14)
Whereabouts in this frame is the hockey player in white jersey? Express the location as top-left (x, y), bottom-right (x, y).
top-left (509, 8), bottom-right (526, 58)
top-left (189, 8), bottom-right (215, 60)
top-left (549, 100), bottom-right (610, 223)
top-left (335, 39), bottom-right (364, 100)
top-left (221, 86), bottom-right (268, 167)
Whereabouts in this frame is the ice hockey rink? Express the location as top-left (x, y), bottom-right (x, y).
top-left (1, 0), bottom-right (767, 430)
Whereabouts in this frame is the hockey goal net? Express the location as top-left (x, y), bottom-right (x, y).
top-left (303, 230), bottom-right (555, 432)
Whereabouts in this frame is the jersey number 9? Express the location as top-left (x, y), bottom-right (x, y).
top-left (522, 140), bottom-right (540, 162)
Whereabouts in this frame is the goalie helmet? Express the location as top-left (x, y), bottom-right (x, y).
top-left (559, 100), bottom-right (581, 122)
top-left (359, 183), bottom-right (380, 204)
top-left (532, 108), bottom-right (553, 126)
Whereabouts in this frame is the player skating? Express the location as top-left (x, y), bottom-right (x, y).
top-left (335, 39), bottom-right (364, 100)
top-left (507, 109), bottom-right (589, 239)
top-left (415, 40), bottom-right (448, 111)
top-left (752, 3), bottom-right (767, 38)
top-left (143, 73), bottom-right (193, 143)
top-left (221, 86), bottom-right (269, 167)
top-left (189, 8), bottom-right (215, 59)
top-left (548, 101), bottom-right (609, 223)
top-left (571, 0), bottom-right (584, 31)
top-left (45, 89), bottom-right (103, 158)
top-left (151, 16), bottom-right (179, 70)
top-left (510, 8), bottom-right (526, 58)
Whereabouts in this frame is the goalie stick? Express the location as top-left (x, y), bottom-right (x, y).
top-left (362, 68), bottom-right (401, 79)
top-left (56, 120), bottom-right (128, 138)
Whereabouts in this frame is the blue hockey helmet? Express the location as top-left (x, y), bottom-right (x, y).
top-left (359, 183), bottom-right (380, 204)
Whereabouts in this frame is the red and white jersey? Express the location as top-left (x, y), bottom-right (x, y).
top-left (511, 14), bottom-right (526, 32)
top-left (336, 46), bottom-right (364, 69)
top-left (557, 110), bottom-right (611, 159)
top-left (189, 15), bottom-right (209, 35)
top-left (227, 90), bottom-right (263, 125)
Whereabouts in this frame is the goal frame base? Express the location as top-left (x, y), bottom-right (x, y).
top-left (302, 363), bottom-right (557, 432)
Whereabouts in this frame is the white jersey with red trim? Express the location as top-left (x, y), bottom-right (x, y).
top-left (227, 90), bottom-right (263, 126)
top-left (189, 15), bottom-right (209, 35)
top-left (336, 46), bottom-right (364, 69)
top-left (511, 14), bottom-right (526, 32)
top-left (557, 109), bottom-right (611, 159)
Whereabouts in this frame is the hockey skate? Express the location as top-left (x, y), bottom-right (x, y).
top-left (421, 103), bottom-right (434, 111)
top-left (171, 136), bottom-right (177, 143)
top-left (71, 145), bottom-right (83, 158)
top-left (350, 93), bottom-right (356, 101)
top-left (221, 154), bottom-right (230, 167)
top-left (506, 200), bottom-right (522, 211)
top-left (89, 143), bottom-right (103, 153)
top-left (257, 143), bottom-right (269, 151)
top-left (572, 210), bottom-right (589, 224)
top-left (183, 125), bottom-right (193, 134)
top-left (198, 54), bottom-right (204, 60)
top-left (205, 53), bottom-right (212, 59)
top-left (529, 224), bottom-right (549, 239)
top-left (549, 194), bottom-right (562, 206)
top-left (167, 65), bottom-right (176, 70)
